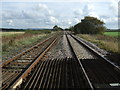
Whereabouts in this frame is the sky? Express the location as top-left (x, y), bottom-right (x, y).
top-left (0, 0), bottom-right (119, 29)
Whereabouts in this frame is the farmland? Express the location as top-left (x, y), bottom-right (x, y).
top-left (1, 32), bottom-right (25, 36)
top-left (104, 31), bottom-right (119, 37)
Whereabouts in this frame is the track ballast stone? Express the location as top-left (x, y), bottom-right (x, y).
top-left (67, 35), bottom-right (95, 59)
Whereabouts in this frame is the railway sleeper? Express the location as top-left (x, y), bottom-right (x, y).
top-left (80, 59), bottom-right (120, 89)
top-left (18, 58), bottom-right (93, 89)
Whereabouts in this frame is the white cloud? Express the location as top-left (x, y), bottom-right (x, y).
top-left (109, 0), bottom-right (118, 16)
top-left (74, 9), bottom-right (83, 16)
top-left (88, 12), bottom-right (99, 18)
top-left (68, 19), bottom-right (72, 25)
top-left (73, 3), bottom-right (99, 20)
top-left (6, 20), bottom-right (14, 26)
top-left (74, 18), bottom-right (80, 23)
top-left (82, 4), bottom-right (95, 16)
top-left (2, 1), bottom-right (119, 29)
top-left (49, 16), bottom-right (58, 23)
top-left (2, 3), bottom-right (59, 28)
top-left (103, 17), bottom-right (118, 23)
top-left (37, 3), bottom-right (53, 15)
top-left (2, 0), bottom-right (119, 2)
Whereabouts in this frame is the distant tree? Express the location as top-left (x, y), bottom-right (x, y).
top-left (53, 25), bottom-right (63, 31)
top-left (74, 16), bottom-right (106, 34)
top-left (53, 25), bottom-right (58, 30)
top-left (64, 28), bottom-right (68, 31)
top-left (69, 26), bottom-right (74, 32)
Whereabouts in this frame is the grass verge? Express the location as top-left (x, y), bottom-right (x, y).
top-left (77, 34), bottom-right (119, 54)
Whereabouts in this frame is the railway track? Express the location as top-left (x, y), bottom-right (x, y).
top-left (1, 31), bottom-right (120, 89)
top-left (17, 58), bottom-right (92, 89)
top-left (13, 32), bottom-right (94, 89)
top-left (1, 35), bottom-right (58, 89)
top-left (66, 32), bottom-right (120, 89)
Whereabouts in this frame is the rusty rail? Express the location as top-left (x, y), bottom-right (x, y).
top-left (1, 36), bottom-right (54, 67)
top-left (10, 38), bottom-right (57, 89)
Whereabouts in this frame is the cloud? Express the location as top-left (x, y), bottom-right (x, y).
top-left (67, 19), bottom-right (72, 25)
top-left (6, 20), bottom-right (14, 26)
top-left (2, 0), bottom-right (119, 2)
top-left (37, 3), bottom-right (53, 16)
top-left (88, 12), bottom-right (99, 18)
top-left (82, 4), bottom-right (94, 15)
top-left (73, 3), bottom-right (97, 18)
top-left (49, 16), bottom-right (58, 23)
top-left (103, 17), bottom-right (118, 23)
top-left (74, 18), bottom-right (80, 23)
top-left (2, 1), bottom-right (118, 29)
top-left (73, 3), bottom-right (98, 22)
top-left (109, 0), bottom-right (118, 16)
top-left (2, 3), bottom-right (59, 28)
top-left (74, 9), bottom-right (83, 16)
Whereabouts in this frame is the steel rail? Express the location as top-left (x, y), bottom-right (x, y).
top-left (9, 38), bottom-right (57, 89)
top-left (70, 34), bottom-right (120, 70)
top-left (65, 33), bottom-right (94, 90)
top-left (1, 36), bottom-right (54, 67)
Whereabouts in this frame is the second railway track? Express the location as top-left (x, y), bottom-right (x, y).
top-left (1, 34), bottom-right (58, 89)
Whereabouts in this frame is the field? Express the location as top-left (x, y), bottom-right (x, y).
top-left (1, 30), bottom-right (53, 60)
top-left (104, 31), bottom-right (119, 37)
top-left (1, 32), bottom-right (25, 36)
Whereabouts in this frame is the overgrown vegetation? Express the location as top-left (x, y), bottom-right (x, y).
top-left (68, 16), bottom-right (106, 34)
top-left (2, 30), bottom-right (54, 60)
top-left (77, 34), bottom-right (119, 54)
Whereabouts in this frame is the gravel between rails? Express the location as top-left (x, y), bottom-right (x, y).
top-left (63, 34), bottom-right (72, 58)
top-left (46, 34), bottom-right (72, 59)
top-left (67, 35), bottom-right (95, 59)
top-left (75, 35), bottom-right (108, 56)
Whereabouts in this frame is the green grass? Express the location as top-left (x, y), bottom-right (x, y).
top-left (77, 34), bottom-right (119, 54)
top-left (2, 34), bottom-right (50, 60)
top-left (2, 30), bottom-right (58, 60)
top-left (104, 31), bottom-right (119, 37)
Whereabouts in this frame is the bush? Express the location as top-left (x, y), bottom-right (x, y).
top-left (73, 16), bottom-right (106, 34)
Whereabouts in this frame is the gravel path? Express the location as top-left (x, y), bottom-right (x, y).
top-left (67, 35), bottom-right (95, 59)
